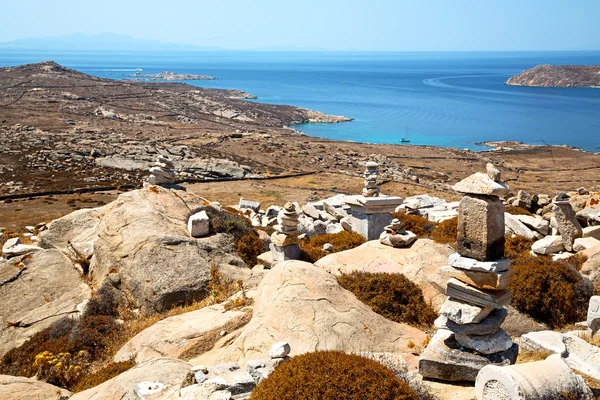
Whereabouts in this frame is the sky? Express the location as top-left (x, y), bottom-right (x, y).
top-left (1, 0), bottom-right (599, 51)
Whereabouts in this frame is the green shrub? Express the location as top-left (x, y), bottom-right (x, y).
top-left (391, 213), bottom-right (437, 238)
top-left (337, 272), bottom-right (437, 328)
top-left (250, 351), bottom-right (418, 400)
top-left (509, 255), bottom-right (594, 328)
top-left (300, 231), bottom-right (366, 263)
top-left (430, 217), bottom-right (457, 245)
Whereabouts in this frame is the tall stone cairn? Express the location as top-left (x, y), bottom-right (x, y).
top-left (270, 202), bottom-right (301, 261)
top-left (419, 163), bottom-right (518, 382)
top-left (147, 155), bottom-right (176, 186)
top-left (362, 161), bottom-right (380, 197)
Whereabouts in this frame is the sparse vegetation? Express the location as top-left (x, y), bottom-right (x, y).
top-left (235, 231), bottom-right (263, 267)
top-left (509, 252), bottom-right (594, 328)
top-left (391, 213), bottom-right (437, 238)
top-left (299, 231), bottom-right (366, 263)
top-left (250, 351), bottom-right (418, 400)
top-left (337, 271), bottom-right (437, 328)
top-left (430, 217), bottom-right (457, 246)
top-left (0, 264), bottom-right (244, 391)
top-left (505, 205), bottom-right (534, 216)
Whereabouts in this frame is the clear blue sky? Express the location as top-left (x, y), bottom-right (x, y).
top-left (2, 0), bottom-right (599, 51)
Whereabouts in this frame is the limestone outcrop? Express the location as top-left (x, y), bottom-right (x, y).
top-left (70, 358), bottom-right (191, 400)
top-left (0, 375), bottom-right (71, 399)
top-left (315, 239), bottom-right (453, 309)
top-left (0, 249), bottom-right (91, 358)
top-left (190, 260), bottom-right (427, 366)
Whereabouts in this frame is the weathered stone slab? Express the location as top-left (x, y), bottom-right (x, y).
top-left (475, 354), bottom-right (593, 400)
top-left (519, 330), bottom-right (566, 354)
top-left (379, 231), bottom-right (417, 248)
top-left (188, 210), bottom-right (210, 238)
top-left (435, 308), bottom-right (507, 336)
top-left (439, 298), bottom-right (494, 325)
top-left (452, 172), bottom-right (509, 197)
top-left (531, 235), bottom-right (565, 255)
top-left (455, 328), bottom-right (513, 354)
top-left (515, 214), bottom-right (550, 236)
top-left (574, 237), bottom-right (600, 252)
top-left (587, 296), bottom-right (600, 334)
top-left (239, 198), bottom-right (261, 212)
top-left (583, 226), bottom-right (600, 240)
top-left (439, 266), bottom-right (512, 290)
top-left (563, 332), bottom-right (600, 381)
top-left (457, 195), bottom-right (505, 261)
top-left (554, 202), bottom-right (583, 251)
top-left (446, 278), bottom-right (511, 309)
top-left (269, 243), bottom-right (300, 262)
top-left (418, 329), bottom-right (518, 382)
top-left (448, 253), bottom-right (510, 273)
top-left (505, 212), bottom-right (538, 240)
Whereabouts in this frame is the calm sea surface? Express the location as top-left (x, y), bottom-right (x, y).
top-left (1, 50), bottom-right (599, 151)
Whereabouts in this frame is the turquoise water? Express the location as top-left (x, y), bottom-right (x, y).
top-left (1, 50), bottom-right (599, 151)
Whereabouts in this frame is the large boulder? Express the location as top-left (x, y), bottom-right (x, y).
top-left (190, 260), bottom-right (427, 365)
top-left (70, 358), bottom-right (191, 400)
top-left (315, 239), bottom-right (453, 310)
top-left (0, 249), bottom-right (91, 358)
top-left (114, 302), bottom-right (250, 364)
top-left (39, 187), bottom-right (247, 314)
top-left (0, 375), bottom-right (71, 399)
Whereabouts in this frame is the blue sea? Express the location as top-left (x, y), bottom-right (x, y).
top-left (1, 50), bottom-right (599, 151)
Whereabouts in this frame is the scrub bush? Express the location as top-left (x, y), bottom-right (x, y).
top-left (299, 231), bottom-right (366, 263)
top-left (430, 217), bottom-right (457, 245)
top-left (337, 271), bottom-right (437, 328)
top-left (391, 213), bottom-right (437, 238)
top-left (250, 351), bottom-right (418, 400)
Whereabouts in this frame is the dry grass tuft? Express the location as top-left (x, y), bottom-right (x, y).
top-left (505, 205), bottom-right (534, 216)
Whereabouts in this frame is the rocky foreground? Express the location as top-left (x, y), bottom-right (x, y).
top-left (506, 64), bottom-right (600, 88)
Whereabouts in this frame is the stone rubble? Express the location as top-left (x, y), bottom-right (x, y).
top-left (419, 165), bottom-right (518, 382)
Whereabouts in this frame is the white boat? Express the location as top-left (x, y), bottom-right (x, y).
top-left (400, 127), bottom-right (411, 143)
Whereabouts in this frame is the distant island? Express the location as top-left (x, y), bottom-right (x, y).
top-left (129, 71), bottom-right (217, 81)
top-left (506, 64), bottom-right (600, 88)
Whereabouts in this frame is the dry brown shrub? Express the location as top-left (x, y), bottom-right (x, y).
top-left (505, 205), bottom-right (534, 216)
top-left (337, 271), bottom-right (437, 328)
top-left (234, 231), bottom-right (263, 267)
top-left (250, 351), bottom-right (418, 400)
top-left (509, 254), bottom-right (594, 328)
top-left (72, 360), bottom-right (135, 392)
top-left (391, 213), bottom-right (437, 238)
top-left (300, 231), bottom-right (366, 263)
top-left (505, 235), bottom-right (536, 260)
top-left (430, 217), bottom-right (457, 245)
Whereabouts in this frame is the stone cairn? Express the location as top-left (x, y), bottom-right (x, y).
top-left (419, 163), bottom-right (518, 382)
top-left (379, 218), bottom-right (417, 248)
top-left (362, 161), bottom-right (380, 197)
top-left (147, 155), bottom-right (176, 186)
top-left (270, 202), bottom-right (301, 262)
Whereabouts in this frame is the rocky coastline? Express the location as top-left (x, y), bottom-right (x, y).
top-left (506, 64), bottom-right (600, 88)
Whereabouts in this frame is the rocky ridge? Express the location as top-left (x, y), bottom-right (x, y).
top-left (506, 64), bottom-right (600, 88)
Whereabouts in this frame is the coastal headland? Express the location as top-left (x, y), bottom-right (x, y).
top-left (1, 61), bottom-right (599, 231)
top-left (506, 64), bottom-right (600, 88)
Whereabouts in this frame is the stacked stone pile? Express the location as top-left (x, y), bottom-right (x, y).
top-left (362, 161), bottom-right (380, 197)
top-left (270, 202), bottom-right (301, 262)
top-left (379, 218), bottom-right (417, 248)
top-left (419, 164), bottom-right (518, 382)
top-left (147, 155), bottom-right (176, 186)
